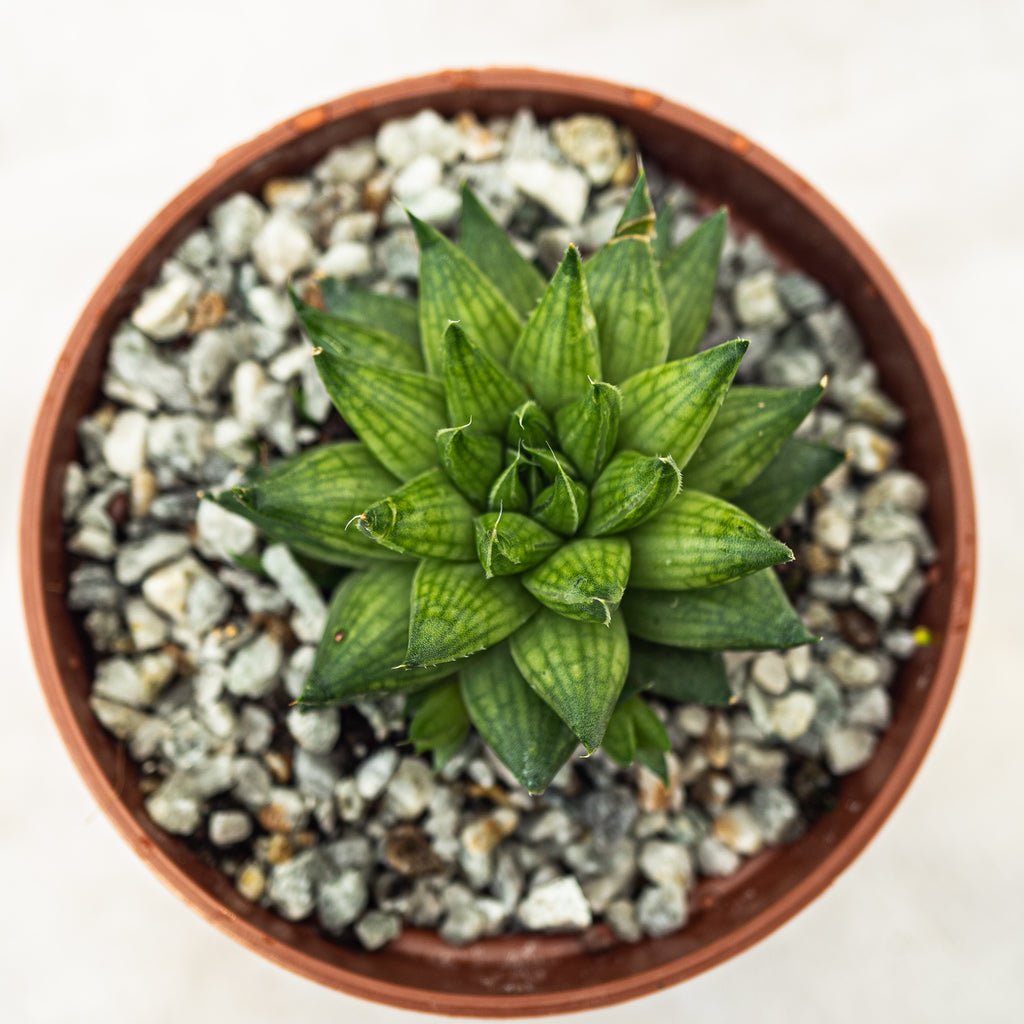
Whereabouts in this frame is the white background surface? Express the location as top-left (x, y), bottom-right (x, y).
top-left (2, 1), bottom-right (1022, 1021)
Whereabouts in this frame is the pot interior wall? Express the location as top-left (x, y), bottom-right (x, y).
top-left (30, 77), bottom-right (965, 1011)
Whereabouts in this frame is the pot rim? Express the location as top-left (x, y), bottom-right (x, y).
top-left (20, 67), bottom-right (976, 1017)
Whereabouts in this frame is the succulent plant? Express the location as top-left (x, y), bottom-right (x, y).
top-left (211, 174), bottom-right (843, 793)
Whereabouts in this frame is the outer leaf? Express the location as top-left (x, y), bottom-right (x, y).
top-left (506, 400), bottom-right (554, 449)
top-left (475, 511), bottom-right (561, 578)
top-left (488, 448), bottom-right (529, 512)
top-left (460, 643), bottom-right (578, 794)
top-left (300, 565), bottom-right (446, 705)
top-left (319, 279), bottom-right (420, 350)
top-left (522, 537), bottom-right (630, 624)
top-left (602, 695), bottom-right (670, 782)
top-left (411, 211), bottom-right (522, 373)
top-left (531, 454), bottom-right (589, 536)
top-left (293, 294), bottom-right (423, 372)
top-left (459, 184), bottom-right (546, 317)
top-left (732, 438), bottom-right (846, 528)
top-left (628, 489), bottom-right (793, 589)
top-left (623, 569), bottom-right (816, 650)
top-left (585, 181), bottom-right (670, 382)
top-left (554, 380), bottom-right (621, 482)
top-left (436, 424), bottom-right (505, 506)
top-left (617, 339), bottom-right (747, 467)
top-left (314, 349), bottom-right (446, 481)
top-left (684, 383), bottom-right (825, 498)
top-left (510, 245), bottom-right (600, 410)
top-left (208, 443), bottom-right (404, 567)
top-left (406, 560), bottom-right (538, 667)
top-left (584, 450), bottom-right (681, 537)
top-left (510, 608), bottom-right (630, 752)
top-left (406, 679), bottom-right (470, 770)
top-left (661, 209), bottom-right (727, 359)
top-left (652, 196), bottom-right (676, 264)
top-left (629, 641), bottom-right (732, 706)
top-left (442, 322), bottom-right (528, 434)
top-left (356, 468), bottom-right (476, 561)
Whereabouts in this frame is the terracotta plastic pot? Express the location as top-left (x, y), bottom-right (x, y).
top-left (21, 68), bottom-right (975, 1016)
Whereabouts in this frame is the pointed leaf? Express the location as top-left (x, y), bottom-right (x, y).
top-left (314, 349), bottom-right (446, 481)
top-left (475, 511), bottom-right (561, 578)
top-left (510, 245), bottom-right (600, 410)
top-left (293, 293), bottom-right (423, 372)
top-left (406, 560), bottom-right (538, 667)
top-left (406, 678), bottom-right (470, 770)
top-left (442, 322), bottom-right (528, 434)
top-left (623, 569), bottom-right (816, 650)
top-left (506, 400), bottom-right (554, 449)
top-left (652, 196), bottom-right (676, 264)
top-left (618, 339), bottom-right (747, 467)
top-left (300, 565), bottom-right (447, 705)
top-left (603, 694), bottom-right (670, 782)
top-left (614, 173), bottom-right (657, 239)
top-left (355, 468), bottom-right (476, 561)
top-left (732, 438), bottom-right (846, 528)
top-left (685, 383), bottom-right (825, 498)
top-left (411, 211), bottom-right (522, 373)
top-left (319, 279), bottom-right (420, 350)
top-left (436, 423), bottom-right (504, 506)
top-left (459, 184), bottom-right (546, 317)
top-left (488, 448), bottom-right (530, 512)
top-left (628, 489), bottom-right (793, 589)
top-left (460, 643), bottom-right (578, 794)
top-left (630, 642), bottom-right (732, 706)
top-left (208, 442), bottom-right (404, 567)
top-left (531, 454), bottom-right (589, 536)
top-left (522, 537), bottom-right (630, 624)
top-left (584, 450), bottom-right (681, 537)
top-left (510, 608), bottom-right (630, 752)
top-left (554, 380), bottom-right (621, 482)
top-left (661, 209), bottom-right (727, 359)
top-left (586, 234), bottom-right (670, 382)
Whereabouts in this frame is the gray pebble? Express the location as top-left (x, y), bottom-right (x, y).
top-left (636, 883), bottom-right (687, 937)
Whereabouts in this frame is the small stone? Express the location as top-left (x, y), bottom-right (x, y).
top-left (145, 774), bottom-right (201, 834)
top-left (713, 805), bottom-right (764, 855)
top-left (258, 787), bottom-right (309, 833)
top-left (636, 883), bottom-right (687, 938)
top-left (638, 840), bottom-right (693, 890)
top-left (262, 177), bottom-right (313, 210)
top-left (849, 540), bottom-right (916, 595)
top-left (317, 869), bottom-right (368, 933)
top-left (751, 652), bottom-right (790, 695)
top-left (226, 634), bottom-right (283, 698)
top-left (147, 414), bottom-right (210, 475)
top-left (188, 327), bottom-right (246, 399)
top-left (769, 690), bottom-right (817, 740)
top-left (581, 786), bottom-right (639, 846)
top-left (517, 877), bottom-right (592, 931)
top-left (354, 910), bottom-right (402, 950)
top-left (93, 656), bottom-right (171, 707)
top-left (730, 741), bottom-right (787, 786)
top-left (102, 410), bottom-right (149, 477)
top-left (141, 556), bottom-right (207, 621)
top-left (211, 193), bottom-right (267, 260)
top-left (315, 140), bottom-right (378, 185)
top-left (245, 285), bottom-right (294, 331)
top-left (131, 274), bottom-right (196, 340)
top-left (605, 899), bottom-right (642, 942)
top-left (385, 758), bottom-right (436, 820)
top-left (262, 544), bottom-right (327, 643)
top-left (861, 471), bottom-right (927, 513)
top-left (209, 810), bottom-right (253, 846)
top-left (316, 239), bottom-right (372, 279)
top-left (108, 326), bottom-right (191, 411)
top-left (268, 853), bottom-right (317, 920)
top-left (355, 748), bottom-right (399, 801)
top-left (252, 212), bottom-right (315, 286)
top-left (376, 109), bottom-right (461, 168)
top-left (506, 158), bottom-right (589, 225)
top-left (384, 823), bottom-right (445, 876)
top-left (187, 292), bottom-right (227, 334)
top-left (396, 185), bottom-right (461, 228)
top-left (776, 271), bottom-right (828, 315)
top-left (455, 112), bottom-right (503, 162)
top-left (186, 574), bottom-right (231, 633)
top-left (328, 211), bottom-right (379, 245)
top-left (824, 726), bottom-right (878, 774)
top-left (733, 270), bottom-right (788, 328)
top-left (696, 836), bottom-right (741, 877)
top-left (393, 153), bottom-right (442, 200)
top-left (676, 705), bottom-right (711, 737)
top-left (814, 505), bottom-right (854, 552)
top-left (846, 687), bottom-right (892, 730)
top-left (115, 532), bottom-right (190, 585)
top-left (750, 786), bottom-right (801, 843)
top-left (845, 424), bottom-right (896, 475)
top-left (232, 756), bottom-right (272, 810)
top-left (461, 808), bottom-right (519, 856)
top-left (552, 115), bottom-right (622, 185)
top-left (440, 903), bottom-right (489, 946)
top-left (236, 862), bottom-right (266, 901)
top-left (68, 524), bottom-right (117, 561)
top-left (286, 706), bottom-right (341, 754)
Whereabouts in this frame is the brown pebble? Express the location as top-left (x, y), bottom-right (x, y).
top-left (263, 750), bottom-right (292, 784)
top-left (384, 824), bottom-right (445, 877)
top-left (702, 714), bottom-right (732, 769)
top-left (264, 833), bottom-right (294, 864)
top-left (803, 542), bottom-right (838, 575)
top-left (362, 169), bottom-right (392, 214)
top-left (187, 292), bottom-right (227, 334)
top-left (836, 607), bottom-right (881, 651)
top-left (236, 862), bottom-right (266, 900)
top-left (105, 490), bottom-right (130, 529)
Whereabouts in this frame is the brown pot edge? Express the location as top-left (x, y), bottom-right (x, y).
top-left (19, 66), bottom-right (977, 1017)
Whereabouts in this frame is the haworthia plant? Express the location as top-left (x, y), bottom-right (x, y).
top-left (210, 173), bottom-right (843, 793)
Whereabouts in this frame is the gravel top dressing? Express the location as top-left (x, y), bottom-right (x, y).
top-left (66, 108), bottom-right (934, 948)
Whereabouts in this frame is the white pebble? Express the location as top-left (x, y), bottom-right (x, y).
top-left (768, 690), bottom-right (817, 740)
top-left (376, 109), bottom-right (461, 168)
top-left (209, 810), bottom-right (253, 846)
top-left (102, 410), bottom-right (149, 477)
top-left (751, 651), bottom-right (790, 695)
top-left (211, 193), bottom-right (267, 260)
top-left (517, 877), bottom-right (592, 931)
top-left (824, 726), bottom-right (878, 774)
top-left (506, 158), bottom-right (590, 226)
top-left (226, 634), bottom-right (283, 699)
top-left (130, 275), bottom-right (195, 340)
top-left (252, 211), bottom-right (314, 286)
top-left (316, 240), bottom-right (372, 279)
top-left (355, 748), bottom-right (399, 801)
top-left (196, 499), bottom-right (258, 562)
